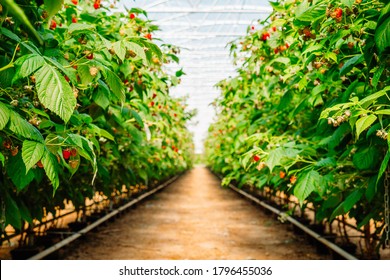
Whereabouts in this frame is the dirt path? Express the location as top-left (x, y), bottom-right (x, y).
top-left (65, 166), bottom-right (327, 260)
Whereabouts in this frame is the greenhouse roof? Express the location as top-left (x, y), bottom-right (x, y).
top-left (119, 0), bottom-right (272, 153)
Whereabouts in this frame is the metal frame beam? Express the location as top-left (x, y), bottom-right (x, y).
top-left (148, 7), bottom-right (272, 13)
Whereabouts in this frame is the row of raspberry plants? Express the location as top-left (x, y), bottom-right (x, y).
top-left (0, 0), bottom-right (194, 240)
top-left (205, 0), bottom-right (389, 258)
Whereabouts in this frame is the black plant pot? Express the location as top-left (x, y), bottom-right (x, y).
top-left (68, 221), bottom-right (88, 232)
top-left (306, 224), bottom-right (325, 245)
top-left (10, 246), bottom-right (41, 260)
top-left (291, 217), bottom-right (311, 235)
top-left (331, 242), bottom-right (358, 259)
top-left (87, 213), bottom-right (103, 223)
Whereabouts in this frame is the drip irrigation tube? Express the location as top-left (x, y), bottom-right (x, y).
top-left (27, 175), bottom-right (180, 260)
top-left (228, 184), bottom-right (358, 260)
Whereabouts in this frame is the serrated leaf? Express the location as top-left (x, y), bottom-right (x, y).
top-left (325, 52), bottom-right (338, 63)
top-left (376, 151), bottom-right (390, 186)
top-left (302, 44), bottom-right (323, 56)
top-left (339, 54), bottom-right (364, 76)
top-left (8, 111), bottom-right (44, 142)
top-left (366, 176), bottom-right (377, 202)
top-left (7, 152), bottom-right (35, 191)
top-left (273, 57), bottom-right (290, 64)
top-left (375, 109), bottom-right (390, 115)
top-left (315, 157), bottom-right (336, 167)
top-left (296, 1), bottom-right (327, 22)
top-left (0, 102), bottom-right (10, 130)
top-left (18, 200), bottom-right (33, 225)
top-left (113, 40), bottom-right (126, 61)
top-left (13, 54), bottom-right (45, 82)
top-left (130, 109), bottom-right (144, 127)
top-left (93, 83), bottom-right (111, 109)
top-left (21, 41), bottom-right (41, 55)
top-left (102, 67), bottom-right (125, 103)
top-left (124, 41), bottom-right (147, 64)
top-left (355, 115), bottom-right (377, 139)
top-left (372, 64), bottom-right (385, 89)
top-left (341, 0), bottom-right (354, 8)
top-left (330, 189), bottom-right (364, 221)
top-left (42, 149), bottom-right (59, 191)
top-left (99, 128), bottom-right (115, 141)
top-left (375, 14), bottom-right (390, 53)
top-left (266, 148), bottom-right (284, 172)
top-left (78, 64), bottom-right (94, 85)
top-left (44, 0), bottom-right (63, 18)
top-left (3, 0), bottom-right (43, 45)
top-left (22, 140), bottom-right (45, 173)
top-left (68, 23), bottom-right (95, 34)
top-left (359, 87), bottom-right (389, 106)
top-left (45, 57), bottom-right (78, 84)
top-left (294, 169), bottom-right (320, 203)
top-left (352, 146), bottom-right (378, 170)
top-left (0, 27), bottom-right (21, 42)
top-left (4, 193), bottom-right (21, 229)
top-left (0, 56), bottom-right (14, 88)
top-left (35, 64), bottom-right (77, 123)
top-left (0, 152), bottom-right (4, 166)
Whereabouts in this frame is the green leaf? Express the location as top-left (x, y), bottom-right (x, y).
top-left (8, 111), bottom-right (44, 142)
top-left (325, 52), bottom-right (338, 63)
top-left (102, 68), bottom-right (125, 103)
top-left (355, 115), bottom-right (377, 139)
top-left (13, 54), bottom-right (45, 81)
top-left (44, 0), bottom-right (63, 18)
top-left (93, 83), bottom-right (111, 109)
top-left (1, 0), bottom-right (43, 45)
top-left (302, 44), bottom-right (323, 56)
top-left (315, 157), bottom-right (337, 167)
top-left (0, 152), bottom-right (4, 166)
top-left (0, 56), bottom-right (15, 87)
top-left (22, 140), bottom-right (45, 173)
top-left (35, 64), bottom-right (77, 123)
top-left (375, 16), bottom-right (390, 53)
top-left (0, 102), bottom-right (10, 130)
top-left (265, 147), bottom-right (300, 172)
top-left (366, 176), bottom-right (377, 202)
top-left (372, 64), bottom-right (385, 89)
top-left (78, 64), bottom-right (95, 85)
top-left (130, 109), bottom-right (144, 127)
top-left (4, 193), bottom-right (21, 229)
top-left (266, 148), bottom-right (284, 172)
top-left (88, 124), bottom-right (114, 141)
top-left (295, 1), bottom-right (327, 22)
top-left (67, 23), bottom-right (95, 34)
top-left (18, 201), bottom-right (33, 225)
top-left (124, 41), bottom-right (147, 64)
top-left (0, 27), bottom-right (21, 42)
top-left (359, 87), bottom-right (388, 106)
top-left (376, 151), bottom-right (390, 186)
top-left (339, 54), bottom-right (364, 76)
top-left (341, 0), bottom-right (354, 8)
top-left (375, 109), bottom-right (390, 115)
top-left (352, 146), bottom-right (378, 170)
top-left (41, 149), bottom-right (59, 191)
top-left (330, 189), bottom-right (364, 220)
top-left (273, 57), bottom-right (290, 65)
top-left (7, 152), bottom-right (35, 191)
top-left (294, 169), bottom-right (320, 203)
top-left (113, 40), bottom-right (126, 61)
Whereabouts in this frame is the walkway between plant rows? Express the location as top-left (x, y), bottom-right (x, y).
top-left (65, 166), bottom-right (326, 260)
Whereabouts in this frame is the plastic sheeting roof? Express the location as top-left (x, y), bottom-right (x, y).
top-left (119, 0), bottom-right (272, 153)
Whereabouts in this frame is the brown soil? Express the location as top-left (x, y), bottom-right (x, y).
top-left (64, 166), bottom-right (328, 260)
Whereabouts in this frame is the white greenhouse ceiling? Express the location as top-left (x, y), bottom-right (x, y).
top-left (118, 0), bottom-right (272, 153)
